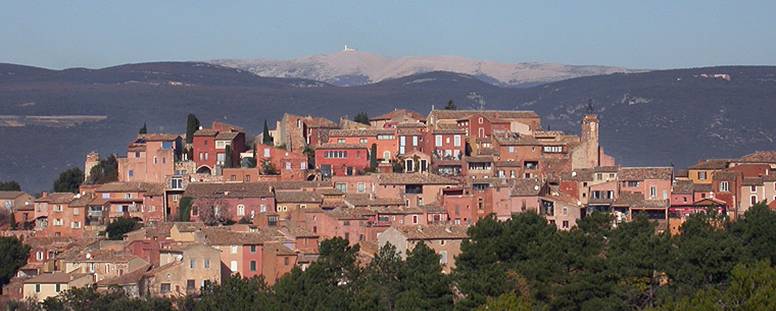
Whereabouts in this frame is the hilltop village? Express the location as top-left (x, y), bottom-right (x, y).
top-left (2, 107), bottom-right (776, 304)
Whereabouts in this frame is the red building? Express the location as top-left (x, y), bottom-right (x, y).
top-left (184, 183), bottom-right (275, 223)
top-left (315, 143), bottom-right (370, 178)
top-left (255, 145), bottom-right (309, 180)
top-left (192, 127), bottom-right (248, 175)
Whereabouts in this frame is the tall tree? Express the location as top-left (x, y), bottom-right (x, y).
top-left (0, 237), bottom-right (30, 293)
top-left (262, 120), bottom-right (273, 145)
top-left (369, 143), bottom-right (378, 172)
top-left (730, 202), bottom-right (776, 263)
top-left (354, 112), bottom-right (370, 125)
top-left (186, 113), bottom-right (200, 144)
top-left (223, 145), bottom-right (233, 168)
top-left (0, 181), bottom-right (21, 191)
top-left (444, 99), bottom-right (457, 110)
top-left (196, 275), bottom-right (277, 310)
top-left (53, 168), bottom-right (84, 193)
top-left (396, 242), bottom-right (453, 310)
top-left (139, 122), bottom-right (147, 134)
top-left (352, 243), bottom-right (403, 310)
top-left (177, 197), bottom-right (193, 222)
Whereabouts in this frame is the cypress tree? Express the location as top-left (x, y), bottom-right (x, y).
top-left (139, 122), bottom-right (147, 134)
top-left (186, 114), bottom-right (200, 144)
top-left (262, 120), bottom-right (273, 145)
top-left (370, 143), bottom-right (378, 172)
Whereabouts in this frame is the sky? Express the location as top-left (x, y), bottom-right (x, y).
top-left (1, 1), bottom-right (774, 70)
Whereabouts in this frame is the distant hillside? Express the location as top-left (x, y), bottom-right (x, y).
top-left (211, 50), bottom-right (635, 87)
top-left (1, 62), bottom-right (775, 192)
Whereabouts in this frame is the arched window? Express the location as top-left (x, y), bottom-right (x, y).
top-left (237, 204), bottom-right (245, 216)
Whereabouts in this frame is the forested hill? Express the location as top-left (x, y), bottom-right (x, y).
top-left (1, 62), bottom-right (776, 191)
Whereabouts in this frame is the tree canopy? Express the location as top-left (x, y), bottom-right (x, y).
top-left (0, 236), bottom-right (30, 291)
top-left (86, 154), bottom-right (118, 185)
top-left (0, 180), bottom-right (22, 191)
top-left (105, 217), bottom-right (141, 240)
top-left (53, 168), bottom-right (84, 193)
top-left (354, 112), bottom-right (370, 125)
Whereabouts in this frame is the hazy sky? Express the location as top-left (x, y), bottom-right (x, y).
top-left (2, 1), bottom-right (774, 69)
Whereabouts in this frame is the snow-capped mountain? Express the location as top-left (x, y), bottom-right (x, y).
top-left (210, 49), bottom-right (637, 87)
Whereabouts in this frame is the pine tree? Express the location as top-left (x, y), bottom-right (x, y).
top-left (369, 143), bottom-right (378, 172)
top-left (53, 168), bottom-right (84, 193)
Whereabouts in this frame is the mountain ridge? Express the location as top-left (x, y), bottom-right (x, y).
top-left (210, 50), bottom-right (638, 87)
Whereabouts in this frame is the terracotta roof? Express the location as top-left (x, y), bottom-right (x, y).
top-left (430, 109), bottom-right (539, 121)
top-left (96, 264), bottom-right (151, 286)
top-left (617, 167), bottom-right (673, 181)
top-left (693, 184), bottom-right (712, 192)
top-left (512, 178), bottom-right (545, 196)
top-left (418, 202), bottom-right (446, 213)
top-left (215, 131), bottom-right (240, 140)
top-left (371, 109), bottom-right (425, 121)
top-left (138, 133), bottom-right (180, 142)
top-left (173, 222), bottom-right (205, 233)
top-left (713, 171), bottom-right (739, 180)
top-left (328, 129), bottom-right (394, 137)
top-left (743, 177), bottom-right (764, 186)
top-left (278, 222), bottom-right (318, 238)
top-left (612, 192), bottom-right (668, 209)
top-left (193, 128), bottom-right (218, 136)
top-left (393, 225), bottom-right (469, 240)
top-left (344, 194), bottom-right (405, 208)
top-left (395, 122), bottom-right (425, 128)
top-left (672, 180), bottom-right (695, 194)
top-left (24, 272), bottom-right (91, 284)
top-left (36, 192), bottom-right (75, 204)
top-left (0, 191), bottom-right (26, 200)
top-left (739, 151), bottom-right (776, 163)
top-left (494, 160), bottom-right (522, 167)
top-left (317, 143), bottom-right (368, 149)
top-left (375, 173), bottom-right (458, 185)
top-left (200, 228), bottom-right (276, 245)
top-left (763, 174), bottom-right (776, 182)
top-left (325, 207), bottom-right (374, 220)
top-left (562, 168), bottom-right (595, 181)
top-left (689, 159), bottom-right (730, 170)
top-left (184, 182), bottom-right (273, 198)
top-left (464, 156), bottom-right (495, 163)
top-left (431, 128), bottom-right (466, 134)
top-left (265, 243), bottom-right (296, 256)
top-left (96, 182), bottom-right (162, 193)
top-left (275, 191), bottom-right (323, 203)
top-left (61, 249), bottom-right (140, 263)
top-left (270, 180), bottom-right (333, 190)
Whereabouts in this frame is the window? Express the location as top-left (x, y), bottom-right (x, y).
top-left (698, 171), bottom-right (707, 180)
top-left (435, 135), bottom-right (443, 147)
top-left (55, 283), bottom-right (61, 292)
top-left (71, 221), bottom-right (81, 229)
top-left (359, 138), bottom-right (368, 144)
top-left (357, 182), bottom-right (366, 193)
top-left (650, 186), bottom-right (657, 198)
top-left (285, 162), bottom-right (291, 170)
top-left (478, 117), bottom-right (484, 124)
top-left (263, 148), bottom-right (271, 157)
top-left (250, 245), bottom-right (257, 253)
top-left (230, 261), bottom-right (238, 272)
top-left (35, 284), bottom-right (40, 293)
top-left (454, 135), bottom-right (461, 147)
top-left (751, 195), bottom-right (758, 205)
top-left (153, 156), bottom-right (158, 164)
top-left (508, 146), bottom-right (515, 153)
top-left (204, 259), bottom-right (210, 268)
top-left (335, 183), bottom-right (347, 192)
top-left (627, 181), bottom-right (639, 187)
top-left (562, 221), bottom-right (569, 229)
top-left (190, 259), bottom-right (196, 269)
top-left (161, 283), bottom-right (171, 294)
top-left (128, 170), bottom-right (134, 178)
top-left (36, 251), bottom-right (44, 261)
top-left (440, 250), bottom-right (448, 264)
top-left (260, 204), bottom-right (267, 213)
top-left (543, 146), bottom-right (563, 153)
top-left (478, 128), bottom-right (485, 138)
top-left (187, 280), bottom-right (196, 291)
top-left (412, 215), bottom-right (419, 224)
top-left (250, 260), bottom-right (257, 272)
top-left (751, 185), bottom-right (757, 192)
top-left (237, 204), bottom-right (245, 216)
top-left (720, 181), bottom-right (729, 192)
